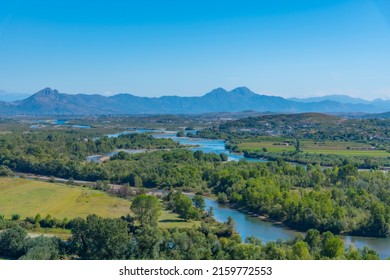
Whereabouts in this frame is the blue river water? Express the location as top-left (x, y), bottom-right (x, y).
top-left (31, 119), bottom-right (91, 129)
top-left (151, 131), bottom-right (266, 162)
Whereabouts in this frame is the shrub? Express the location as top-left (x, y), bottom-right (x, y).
top-left (11, 214), bottom-right (21, 221)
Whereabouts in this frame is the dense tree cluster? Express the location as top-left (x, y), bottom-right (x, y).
top-left (0, 213), bottom-right (379, 260)
top-left (243, 150), bottom-right (387, 169)
top-left (165, 191), bottom-right (203, 220)
top-left (207, 160), bottom-right (390, 237)
top-left (0, 131), bottom-right (181, 180)
top-left (0, 226), bottom-right (65, 260)
top-left (0, 130), bottom-right (179, 163)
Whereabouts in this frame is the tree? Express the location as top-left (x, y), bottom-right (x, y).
top-left (360, 246), bottom-right (380, 260)
top-left (220, 153), bottom-right (228, 162)
top-left (130, 194), bottom-right (161, 227)
top-left (174, 194), bottom-right (199, 220)
top-left (20, 236), bottom-right (61, 260)
top-left (225, 216), bottom-right (236, 236)
top-left (112, 151), bottom-right (129, 160)
top-left (207, 206), bottom-right (214, 218)
top-left (0, 165), bottom-right (15, 177)
top-left (217, 192), bottom-right (228, 204)
top-left (295, 138), bottom-right (301, 153)
top-left (0, 226), bottom-right (27, 259)
top-left (292, 241), bottom-right (311, 260)
top-left (338, 163), bottom-right (357, 180)
top-left (192, 195), bottom-right (206, 211)
top-left (194, 150), bottom-right (204, 160)
top-left (304, 229), bottom-right (321, 255)
top-left (69, 215), bottom-right (130, 260)
top-left (321, 232), bottom-right (344, 259)
top-left (366, 201), bottom-right (390, 237)
top-left (134, 225), bottom-right (163, 259)
top-left (133, 175), bottom-right (143, 188)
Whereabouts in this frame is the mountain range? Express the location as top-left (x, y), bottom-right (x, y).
top-left (0, 87), bottom-right (389, 115)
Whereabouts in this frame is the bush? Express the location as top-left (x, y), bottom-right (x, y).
top-left (217, 192), bottom-right (228, 204)
top-left (40, 215), bottom-right (55, 228)
top-left (19, 236), bottom-right (62, 260)
top-left (25, 216), bottom-right (35, 224)
top-left (11, 214), bottom-right (21, 221)
top-left (0, 165), bottom-right (15, 177)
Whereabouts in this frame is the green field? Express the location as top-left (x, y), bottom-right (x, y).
top-left (0, 178), bottom-right (199, 229)
top-left (0, 178), bottom-right (131, 219)
top-left (238, 139), bottom-right (390, 157)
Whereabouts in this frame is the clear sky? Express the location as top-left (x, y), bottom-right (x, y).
top-left (0, 0), bottom-right (390, 99)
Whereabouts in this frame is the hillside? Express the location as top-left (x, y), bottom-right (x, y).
top-left (362, 111), bottom-right (390, 119)
top-left (219, 112), bottom-right (341, 131)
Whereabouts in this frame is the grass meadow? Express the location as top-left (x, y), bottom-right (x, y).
top-left (0, 177), bottom-right (199, 229)
top-left (238, 139), bottom-right (390, 157)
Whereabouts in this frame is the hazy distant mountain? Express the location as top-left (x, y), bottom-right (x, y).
top-left (362, 111), bottom-right (390, 119)
top-left (0, 87), bottom-right (388, 115)
top-left (288, 95), bottom-right (371, 104)
top-left (0, 89), bottom-right (31, 102)
top-left (289, 94), bottom-right (390, 112)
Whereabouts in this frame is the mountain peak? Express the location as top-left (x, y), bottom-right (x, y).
top-left (35, 87), bottom-right (59, 96)
top-left (26, 87), bottom-right (62, 102)
top-left (204, 87), bottom-right (228, 97)
top-left (230, 86), bottom-right (256, 97)
top-left (204, 86), bottom-right (257, 98)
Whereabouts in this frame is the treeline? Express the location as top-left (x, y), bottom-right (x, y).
top-left (0, 213), bottom-right (380, 260)
top-left (243, 150), bottom-right (387, 169)
top-left (0, 130), bottom-right (179, 162)
top-left (0, 131), bottom-right (180, 179)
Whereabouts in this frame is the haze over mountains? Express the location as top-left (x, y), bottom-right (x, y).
top-left (288, 95), bottom-right (372, 104)
top-left (0, 87), bottom-right (389, 115)
top-left (0, 90), bottom-right (31, 102)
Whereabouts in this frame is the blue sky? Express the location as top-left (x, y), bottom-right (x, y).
top-left (0, 0), bottom-right (390, 99)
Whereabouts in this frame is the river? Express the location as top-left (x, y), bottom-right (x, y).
top-left (94, 129), bottom-right (267, 163)
top-left (31, 119), bottom-right (91, 129)
top-left (146, 130), bottom-right (267, 162)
